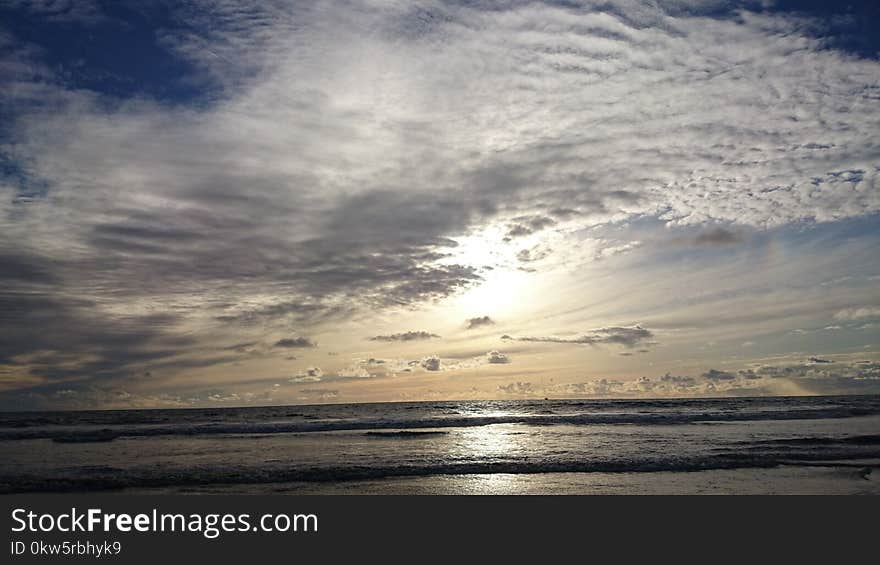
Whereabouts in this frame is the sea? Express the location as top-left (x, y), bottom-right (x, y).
top-left (1, 395), bottom-right (879, 494)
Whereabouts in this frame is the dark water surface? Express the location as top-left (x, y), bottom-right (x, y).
top-left (2, 395), bottom-right (878, 494)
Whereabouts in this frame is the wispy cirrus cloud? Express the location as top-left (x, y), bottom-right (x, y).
top-left (502, 326), bottom-right (655, 349)
top-left (835, 307), bottom-right (880, 320)
top-left (369, 331), bottom-right (441, 342)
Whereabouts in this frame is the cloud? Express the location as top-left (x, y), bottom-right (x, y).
top-left (516, 245), bottom-right (553, 263)
top-left (504, 215), bottom-right (556, 240)
top-left (466, 315), bottom-right (495, 330)
top-left (498, 381), bottom-right (533, 395)
top-left (0, 380), bottom-right (292, 411)
top-left (544, 361), bottom-right (880, 398)
top-left (835, 307), bottom-right (880, 320)
top-left (221, 341), bottom-right (260, 354)
top-left (274, 337), bottom-right (317, 348)
top-left (594, 241), bottom-right (642, 261)
top-left (738, 370), bottom-right (761, 380)
top-left (1, 0), bottom-right (106, 25)
top-left (0, 286), bottom-right (216, 384)
top-left (334, 365), bottom-right (373, 380)
top-left (420, 356), bottom-right (441, 371)
top-left (692, 227), bottom-right (744, 246)
top-left (289, 367), bottom-right (323, 383)
top-left (1, 0), bottom-right (879, 402)
top-left (298, 388), bottom-right (339, 400)
top-left (503, 325), bottom-right (654, 348)
top-left (702, 369), bottom-right (736, 381)
top-left (486, 350), bottom-right (510, 364)
top-left (290, 363), bottom-right (377, 384)
top-left (369, 331), bottom-right (440, 342)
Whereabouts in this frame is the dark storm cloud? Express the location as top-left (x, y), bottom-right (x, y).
top-left (274, 337), bottom-right (316, 348)
top-left (369, 331), bottom-right (440, 342)
top-left (503, 326), bottom-right (655, 349)
top-left (466, 316), bottom-right (495, 330)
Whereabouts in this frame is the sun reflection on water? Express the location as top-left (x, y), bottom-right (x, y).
top-left (460, 424), bottom-right (517, 457)
top-left (454, 423), bottom-right (527, 494)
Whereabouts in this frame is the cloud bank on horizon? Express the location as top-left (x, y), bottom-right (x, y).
top-left (0, 0), bottom-right (878, 409)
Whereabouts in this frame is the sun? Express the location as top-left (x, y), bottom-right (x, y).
top-left (440, 226), bottom-right (540, 316)
top-left (445, 225), bottom-right (507, 266)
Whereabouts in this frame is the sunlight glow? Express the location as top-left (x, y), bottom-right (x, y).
top-left (441, 227), bottom-right (543, 316)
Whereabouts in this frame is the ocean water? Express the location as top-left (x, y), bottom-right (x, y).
top-left (1, 395), bottom-right (879, 494)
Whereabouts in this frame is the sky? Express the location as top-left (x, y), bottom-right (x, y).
top-left (0, 0), bottom-right (878, 410)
